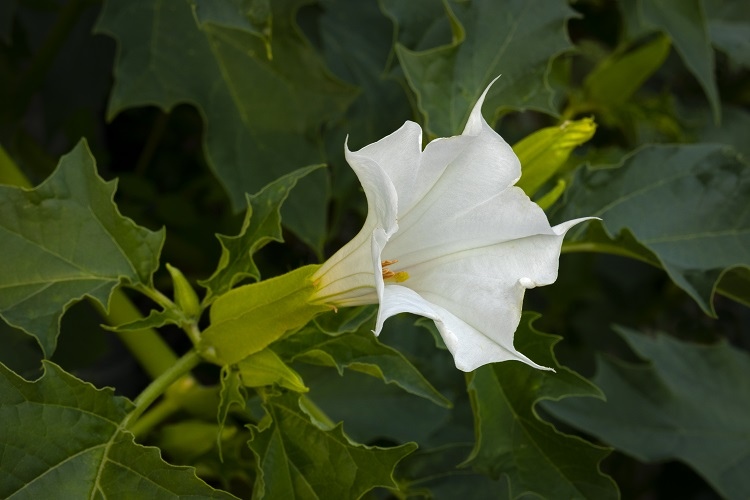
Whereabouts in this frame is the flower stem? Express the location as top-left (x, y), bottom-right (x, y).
top-left (123, 350), bottom-right (202, 431)
top-left (128, 396), bottom-right (182, 438)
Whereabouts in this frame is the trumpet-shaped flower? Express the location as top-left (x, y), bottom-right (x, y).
top-left (311, 81), bottom-right (592, 372)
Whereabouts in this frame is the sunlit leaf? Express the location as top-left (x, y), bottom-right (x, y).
top-left (395, 0), bottom-right (577, 136)
top-left (545, 327), bottom-right (750, 500)
top-left (0, 361), bottom-right (234, 498)
top-left (248, 391), bottom-right (417, 499)
top-left (464, 313), bottom-right (618, 499)
top-left (556, 143), bottom-right (750, 315)
top-left (0, 140), bottom-right (163, 356)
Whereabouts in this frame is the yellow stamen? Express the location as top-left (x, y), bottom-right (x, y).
top-left (381, 259), bottom-right (409, 283)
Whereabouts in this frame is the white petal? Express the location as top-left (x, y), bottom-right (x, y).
top-left (462, 76), bottom-right (502, 136)
top-left (344, 137), bottom-right (399, 235)
top-left (396, 86), bottom-right (520, 238)
top-left (349, 121), bottom-right (424, 212)
top-left (386, 187), bottom-right (555, 268)
top-left (387, 218), bottom-right (589, 371)
top-left (310, 139), bottom-right (401, 305)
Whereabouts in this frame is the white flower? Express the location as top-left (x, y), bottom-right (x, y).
top-left (311, 80), bottom-right (593, 372)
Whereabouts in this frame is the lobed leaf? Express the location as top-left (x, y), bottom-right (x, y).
top-left (274, 320), bottom-right (451, 408)
top-left (620, 0), bottom-right (721, 121)
top-left (557, 143), bottom-right (750, 315)
top-left (464, 313), bottom-right (618, 499)
top-left (0, 361), bottom-right (234, 498)
top-left (248, 391), bottom-right (417, 499)
top-left (394, 0), bottom-right (577, 136)
top-left (96, 0), bottom-right (356, 252)
top-left (200, 165), bottom-right (324, 302)
top-left (545, 327), bottom-right (750, 500)
top-left (0, 140), bottom-right (163, 357)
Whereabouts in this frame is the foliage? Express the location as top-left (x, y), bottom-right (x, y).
top-left (1, 0), bottom-right (749, 498)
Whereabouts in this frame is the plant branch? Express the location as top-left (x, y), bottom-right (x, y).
top-left (123, 350), bottom-right (202, 431)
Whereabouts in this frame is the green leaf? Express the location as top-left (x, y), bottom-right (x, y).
top-left (100, 308), bottom-right (183, 332)
top-left (0, 361), bottom-right (234, 498)
top-left (557, 143), bottom-right (750, 315)
top-left (583, 34), bottom-right (671, 107)
top-left (200, 165), bottom-right (324, 302)
top-left (200, 265), bottom-right (330, 365)
top-left (218, 366), bottom-right (247, 447)
top-left (380, 0), bottom-right (454, 52)
top-left (96, 0), bottom-right (356, 252)
top-left (514, 117), bottom-right (597, 199)
top-left (274, 320), bottom-right (451, 408)
top-left (248, 391), bottom-right (417, 499)
top-left (706, 0), bottom-right (750, 69)
top-left (545, 327), bottom-right (750, 500)
top-left (395, 0), bottom-right (577, 136)
top-left (464, 313), bottom-right (618, 499)
top-left (620, 0), bottom-right (720, 122)
top-left (0, 140), bottom-right (164, 357)
top-left (237, 349), bottom-right (308, 392)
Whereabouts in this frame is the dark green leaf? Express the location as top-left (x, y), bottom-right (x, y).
top-left (620, 0), bottom-right (720, 121)
top-left (395, 0), bottom-right (576, 136)
top-left (545, 327), bottom-right (750, 500)
top-left (200, 165), bottom-right (323, 302)
top-left (706, 0), bottom-right (750, 69)
top-left (557, 143), bottom-right (750, 315)
top-left (0, 140), bottom-right (163, 356)
top-left (0, 361), bottom-right (234, 498)
top-left (96, 0), bottom-right (356, 252)
top-left (248, 391), bottom-right (417, 499)
top-left (464, 313), bottom-right (618, 499)
top-left (275, 319), bottom-right (451, 408)
top-left (380, 0), bottom-right (454, 52)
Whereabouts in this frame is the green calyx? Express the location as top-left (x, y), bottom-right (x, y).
top-left (199, 264), bottom-right (330, 365)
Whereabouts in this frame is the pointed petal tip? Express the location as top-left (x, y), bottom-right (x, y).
top-left (552, 216), bottom-right (599, 235)
top-left (463, 75), bottom-right (503, 136)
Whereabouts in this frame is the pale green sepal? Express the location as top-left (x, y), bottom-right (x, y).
top-left (584, 34), bottom-right (671, 107)
top-left (166, 263), bottom-right (202, 318)
top-left (199, 265), bottom-right (330, 365)
top-left (514, 117), bottom-right (597, 198)
top-left (237, 350), bottom-right (308, 393)
top-left (536, 179), bottom-right (566, 211)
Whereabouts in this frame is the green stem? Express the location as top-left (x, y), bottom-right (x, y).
top-left (123, 350), bottom-right (202, 431)
top-left (98, 289), bottom-right (178, 378)
top-left (128, 397), bottom-right (182, 438)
